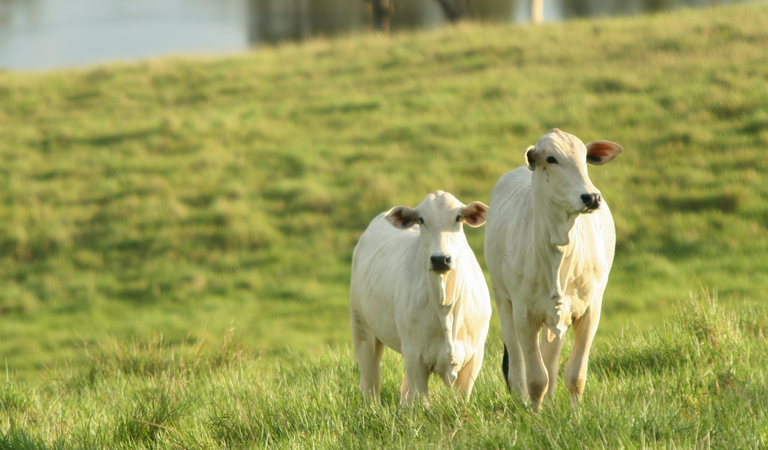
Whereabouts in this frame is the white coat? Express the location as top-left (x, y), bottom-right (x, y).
top-left (350, 191), bottom-right (492, 404)
top-left (484, 129), bottom-right (623, 411)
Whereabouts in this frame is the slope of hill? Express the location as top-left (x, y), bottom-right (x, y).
top-left (0, 2), bottom-right (766, 378)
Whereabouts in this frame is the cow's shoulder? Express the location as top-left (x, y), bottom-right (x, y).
top-left (360, 212), bottom-right (417, 243)
top-left (489, 167), bottom-right (533, 224)
top-left (354, 212), bottom-right (419, 269)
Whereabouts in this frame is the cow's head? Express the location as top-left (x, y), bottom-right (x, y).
top-left (385, 191), bottom-right (488, 274)
top-left (525, 129), bottom-right (622, 214)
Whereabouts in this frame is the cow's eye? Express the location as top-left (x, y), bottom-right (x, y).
top-left (547, 156), bottom-right (558, 164)
top-left (456, 215), bottom-right (462, 223)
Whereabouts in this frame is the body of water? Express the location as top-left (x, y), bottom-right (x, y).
top-left (0, 0), bottom-right (755, 71)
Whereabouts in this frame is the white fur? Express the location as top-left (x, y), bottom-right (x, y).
top-left (484, 129), bottom-right (622, 412)
top-left (350, 191), bottom-right (492, 405)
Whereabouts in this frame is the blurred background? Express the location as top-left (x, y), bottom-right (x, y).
top-left (0, 0), bottom-right (756, 70)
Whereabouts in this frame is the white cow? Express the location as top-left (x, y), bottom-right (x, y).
top-left (350, 191), bottom-right (492, 405)
top-left (484, 129), bottom-right (622, 412)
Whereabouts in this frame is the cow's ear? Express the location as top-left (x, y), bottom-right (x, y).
top-left (586, 140), bottom-right (623, 165)
top-left (525, 145), bottom-right (537, 171)
top-left (462, 202), bottom-right (489, 227)
top-left (385, 206), bottom-right (419, 229)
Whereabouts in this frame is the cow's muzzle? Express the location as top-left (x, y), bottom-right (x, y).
top-left (580, 193), bottom-right (601, 211)
top-left (430, 255), bottom-right (452, 273)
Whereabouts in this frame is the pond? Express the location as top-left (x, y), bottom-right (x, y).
top-left (0, 0), bottom-right (759, 71)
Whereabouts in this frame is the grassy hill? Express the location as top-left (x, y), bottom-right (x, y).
top-left (0, 1), bottom-right (767, 385)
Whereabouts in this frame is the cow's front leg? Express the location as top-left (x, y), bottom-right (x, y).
top-left (540, 328), bottom-right (566, 400)
top-left (515, 312), bottom-right (548, 413)
top-left (454, 350), bottom-right (483, 400)
top-left (565, 299), bottom-right (602, 406)
top-left (400, 350), bottom-right (430, 405)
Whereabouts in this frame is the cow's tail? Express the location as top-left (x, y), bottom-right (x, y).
top-left (501, 344), bottom-right (510, 391)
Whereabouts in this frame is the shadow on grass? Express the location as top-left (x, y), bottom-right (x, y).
top-left (656, 192), bottom-right (741, 214)
top-left (0, 428), bottom-right (62, 450)
top-left (590, 341), bottom-right (687, 379)
top-left (38, 127), bottom-right (159, 152)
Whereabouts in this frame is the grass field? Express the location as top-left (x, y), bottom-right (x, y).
top-left (1, 293), bottom-right (766, 448)
top-left (0, 2), bottom-right (767, 442)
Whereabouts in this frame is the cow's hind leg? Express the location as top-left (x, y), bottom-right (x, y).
top-left (496, 294), bottom-right (527, 398)
top-left (540, 329), bottom-right (566, 400)
top-left (565, 297), bottom-right (603, 406)
top-left (352, 308), bottom-right (384, 403)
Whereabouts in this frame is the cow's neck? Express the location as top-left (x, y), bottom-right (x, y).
top-left (426, 259), bottom-right (462, 373)
top-left (531, 186), bottom-right (580, 340)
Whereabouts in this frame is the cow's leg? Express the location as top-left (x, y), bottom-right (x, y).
top-left (400, 350), bottom-right (430, 405)
top-left (351, 307), bottom-right (384, 403)
top-left (495, 293), bottom-right (526, 397)
top-left (539, 329), bottom-right (566, 400)
top-left (515, 311), bottom-right (548, 413)
top-left (455, 350), bottom-right (484, 400)
top-left (565, 297), bottom-right (602, 406)
top-left (399, 374), bottom-right (409, 403)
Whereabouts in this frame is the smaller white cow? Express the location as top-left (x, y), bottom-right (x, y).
top-left (484, 129), bottom-right (622, 412)
top-left (350, 191), bottom-right (492, 405)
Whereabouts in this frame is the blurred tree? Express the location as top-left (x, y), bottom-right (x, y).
top-left (249, 0), bottom-right (362, 44)
top-left (433, 0), bottom-right (470, 21)
top-left (471, 0), bottom-right (516, 22)
top-left (366, 0), bottom-right (395, 33)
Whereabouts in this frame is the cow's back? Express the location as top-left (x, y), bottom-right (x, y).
top-left (350, 212), bottom-right (421, 351)
top-left (484, 166), bottom-right (535, 296)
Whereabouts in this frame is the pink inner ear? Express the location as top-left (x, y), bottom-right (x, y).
top-left (387, 206), bottom-right (418, 229)
top-left (463, 203), bottom-right (488, 226)
top-left (589, 146), bottom-right (612, 159)
top-left (587, 140), bottom-right (622, 164)
top-left (391, 211), bottom-right (410, 227)
top-left (588, 142), bottom-right (613, 157)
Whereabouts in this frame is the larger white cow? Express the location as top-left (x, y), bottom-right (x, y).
top-left (350, 191), bottom-right (492, 405)
top-left (484, 129), bottom-right (622, 412)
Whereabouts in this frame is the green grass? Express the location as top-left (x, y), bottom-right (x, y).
top-left (1, 293), bottom-right (766, 448)
top-left (0, 1), bottom-right (767, 387)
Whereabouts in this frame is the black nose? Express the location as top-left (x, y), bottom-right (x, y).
top-left (430, 255), bottom-right (452, 272)
top-left (581, 193), bottom-right (601, 210)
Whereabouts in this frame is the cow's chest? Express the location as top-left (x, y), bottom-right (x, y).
top-left (515, 249), bottom-right (604, 324)
top-left (396, 301), bottom-right (470, 369)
